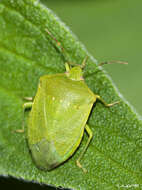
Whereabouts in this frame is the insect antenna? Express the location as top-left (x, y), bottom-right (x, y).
top-left (99, 60), bottom-right (128, 66)
top-left (45, 28), bottom-right (71, 63)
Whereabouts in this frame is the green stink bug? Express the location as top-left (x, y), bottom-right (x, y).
top-left (23, 29), bottom-right (127, 172)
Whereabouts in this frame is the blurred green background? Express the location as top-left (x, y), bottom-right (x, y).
top-left (41, 0), bottom-right (142, 116)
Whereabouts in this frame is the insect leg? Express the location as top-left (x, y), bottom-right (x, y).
top-left (96, 95), bottom-right (120, 107)
top-left (23, 102), bottom-right (33, 110)
top-left (16, 102), bottom-right (33, 133)
top-left (23, 97), bottom-right (33, 101)
top-left (76, 124), bottom-right (93, 173)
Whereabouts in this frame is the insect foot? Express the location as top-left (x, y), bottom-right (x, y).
top-left (76, 160), bottom-right (87, 173)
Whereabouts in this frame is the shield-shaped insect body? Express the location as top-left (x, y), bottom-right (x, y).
top-left (23, 63), bottom-right (119, 172)
top-left (22, 29), bottom-right (122, 172)
top-left (28, 66), bottom-right (96, 171)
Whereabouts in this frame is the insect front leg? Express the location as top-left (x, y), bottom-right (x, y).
top-left (76, 124), bottom-right (93, 173)
top-left (23, 97), bottom-right (33, 101)
top-left (96, 95), bottom-right (120, 107)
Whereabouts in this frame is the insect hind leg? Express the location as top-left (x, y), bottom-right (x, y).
top-left (76, 124), bottom-right (93, 173)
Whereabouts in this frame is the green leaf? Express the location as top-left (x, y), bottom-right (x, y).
top-left (0, 0), bottom-right (142, 189)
